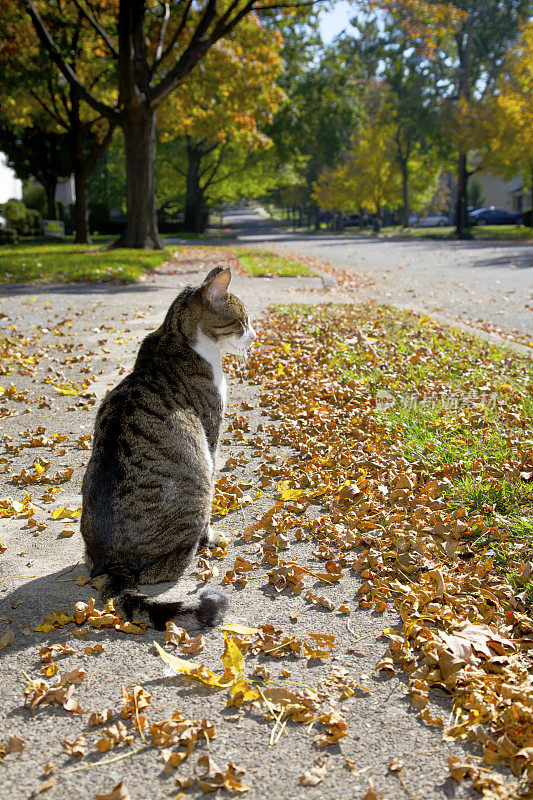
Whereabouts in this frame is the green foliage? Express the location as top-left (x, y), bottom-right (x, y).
top-left (466, 177), bottom-right (486, 208)
top-left (0, 199), bottom-right (41, 234)
top-left (269, 27), bottom-right (365, 211)
top-left (22, 181), bottom-right (46, 215)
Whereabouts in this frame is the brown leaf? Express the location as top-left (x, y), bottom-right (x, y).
top-left (62, 735), bottom-right (87, 759)
top-left (94, 781), bottom-right (132, 800)
top-left (361, 778), bottom-right (386, 800)
top-left (31, 777), bottom-right (57, 796)
top-left (299, 757), bottom-right (327, 786)
top-left (0, 628), bottom-right (14, 650)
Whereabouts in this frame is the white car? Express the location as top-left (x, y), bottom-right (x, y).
top-left (413, 215), bottom-right (449, 227)
top-left (0, 215), bottom-right (7, 230)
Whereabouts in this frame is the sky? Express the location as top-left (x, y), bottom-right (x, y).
top-left (0, 154), bottom-right (22, 204)
top-left (319, 1), bottom-right (355, 43)
top-left (0, 1), bottom-right (355, 204)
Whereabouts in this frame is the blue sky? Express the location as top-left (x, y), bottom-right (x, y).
top-left (319, 1), bottom-right (355, 43)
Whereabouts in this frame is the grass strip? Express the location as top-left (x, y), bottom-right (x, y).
top-left (236, 248), bottom-right (316, 277)
top-left (0, 242), bottom-right (173, 283)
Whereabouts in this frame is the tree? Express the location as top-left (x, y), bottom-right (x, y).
top-left (0, 6), bottom-right (116, 242)
top-left (313, 119), bottom-right (403, 217)
top-left (22, 0), bottom-right (317, 249)
top-left (0, 122), bottom-right (73, 219)
top-left (269, 25), bottom-right (365, 228)
top-left (483, 24), bottom-right (532, 198)
top-left (355, 14), bottom-right (444, 226)
top-left (371, 0), bottom-right (530, 236)
top-left (157, 14), bottom-right (285, 233)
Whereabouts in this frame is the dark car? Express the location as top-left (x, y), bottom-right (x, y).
top-left (343, 213), bottom-right (361, 227)
top-left (468, 206), bottom-right (523, 225)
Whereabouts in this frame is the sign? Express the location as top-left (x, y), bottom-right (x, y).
top-left (43, 219), bottom-right (65, 238)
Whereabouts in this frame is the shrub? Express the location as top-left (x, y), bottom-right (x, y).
top-left (23, 182), bottom-right (46, 216)
top-left (523, 208), bottom-right (532, 227)
top-left (0, 199), bottom-right (42, 234)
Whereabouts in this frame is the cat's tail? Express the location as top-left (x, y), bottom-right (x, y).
top-left (97, 568), bottom-right (229, 631)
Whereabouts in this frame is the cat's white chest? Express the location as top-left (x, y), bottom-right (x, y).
top-left (192, 328), bottom-right (227, 407)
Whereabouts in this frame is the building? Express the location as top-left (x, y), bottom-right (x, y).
top-left (475, 172), bottom-right (531, 212)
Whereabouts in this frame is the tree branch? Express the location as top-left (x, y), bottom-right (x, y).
top-left (152, 0), bottom-right (193, 73)
top-left (154, 1), bottom-right (170, 63)
top-left (29, 89), bottom-right (67, 129)
top-left (70, 0), bottom-right (118, 58)
top-left (23, 0), bottom-right (118, 120)
top-left (202, 144), bottom-right (227, 189)
top-left (255, 0), bottom-right (317, 9)
top-left (149, 0), bottom-right (245, 107)
top-left (82, 121), bottom-right (117, 178)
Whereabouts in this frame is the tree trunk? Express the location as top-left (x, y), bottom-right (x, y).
top-left (70, 98), bottom-right (91, 244)
top-left (184, 144), bottom-right (205, 234)
top-left (400, 159), bottom-right (410, 228)
top-left (115, 109), bottom-right (163, 249)
top-left (455, 151), bottom-right (469, 237)
top-left (314, 205), bottom-right (320, 231)
top-left (74, 170), bottom-right (90, 244)
top-left (45, 180), bottom-right (56, 220)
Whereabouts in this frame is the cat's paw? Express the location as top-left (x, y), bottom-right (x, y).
top-left (206, 525), bottom-right (225, 546)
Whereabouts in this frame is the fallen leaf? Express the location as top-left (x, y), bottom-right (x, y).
top-left (95, 781), bottom-right (132, 800)
top-left (0, 628), bottom-right (14, 649)
top-left (299, 757), bottom-right (327, 786)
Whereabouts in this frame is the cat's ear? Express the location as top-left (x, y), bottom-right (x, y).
top-left (202, 267), bottom-right (224, 284)
top-left (203, 268), bottom-right (231, 304)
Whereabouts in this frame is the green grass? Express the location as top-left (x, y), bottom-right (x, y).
top-left (292, 302), bottom-right (533, 606)
top-left (236, 248), bottom-right (316, 277)
top-left (451, 476), bottom-right (533, 606)
top-left (291, 224), bottom-right (532, 240)
top-left (349, 224), bottom-right (532, 240)
top-left (0, 242), bottom-right (173, 283)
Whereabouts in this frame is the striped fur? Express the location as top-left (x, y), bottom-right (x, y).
top-left (80, 268), bottom-right (254, 628)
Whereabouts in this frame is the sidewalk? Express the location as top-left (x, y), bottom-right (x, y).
top-left (0, 254), bottom-right (521, 800)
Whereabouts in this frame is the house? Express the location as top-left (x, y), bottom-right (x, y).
top-left (475, 172), bottom-right (531, 212)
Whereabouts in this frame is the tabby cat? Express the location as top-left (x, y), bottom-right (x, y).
top-left (81, 268), bottom-right (255, 629)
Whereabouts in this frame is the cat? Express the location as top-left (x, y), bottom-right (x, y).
top-left (80, 267), bottom-right (255, 629)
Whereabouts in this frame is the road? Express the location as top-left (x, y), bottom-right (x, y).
top-left (217, 207), bottom-right (533, 341)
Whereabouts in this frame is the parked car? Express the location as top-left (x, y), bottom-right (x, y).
top-left (410, 214), bottom-right (449, 227)
top-left (343, 213), bottom-right (361, 227)
top-left (468, 206), bottom-right (523, 225)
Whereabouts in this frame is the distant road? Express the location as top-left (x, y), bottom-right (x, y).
top-left (222, 207), bottom-right (533, 339)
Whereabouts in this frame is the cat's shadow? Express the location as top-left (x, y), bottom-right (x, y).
top-left (0, 564), bottom-right (205, 660)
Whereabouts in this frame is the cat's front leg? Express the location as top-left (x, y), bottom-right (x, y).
top-left (207, 524), bottom-right (224, 545)
top-left (197, 524), bottom-right (224, 552)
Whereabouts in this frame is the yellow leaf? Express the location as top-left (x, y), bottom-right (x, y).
top-left (277, 480), bottom-right (304, 501)
top-left (277, 363), bottom-right (284, 375)
top-left (34, 611), bottom-right (74, 632)
top-left (50, 382), bottom-right (80, 395)
top-left (153, 642), bottom-right (233, 688)
top-left (222, 633), bottom-right (245, 676)
top-left (34, 461), bottom-right (46, 477)
top-left (219, 623), bottom-right (259, 636)
top-left (51, 507), bottom-right (82, 519)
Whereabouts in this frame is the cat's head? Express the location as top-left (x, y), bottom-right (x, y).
top-left (189, 267), bottom-right (256, 355)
